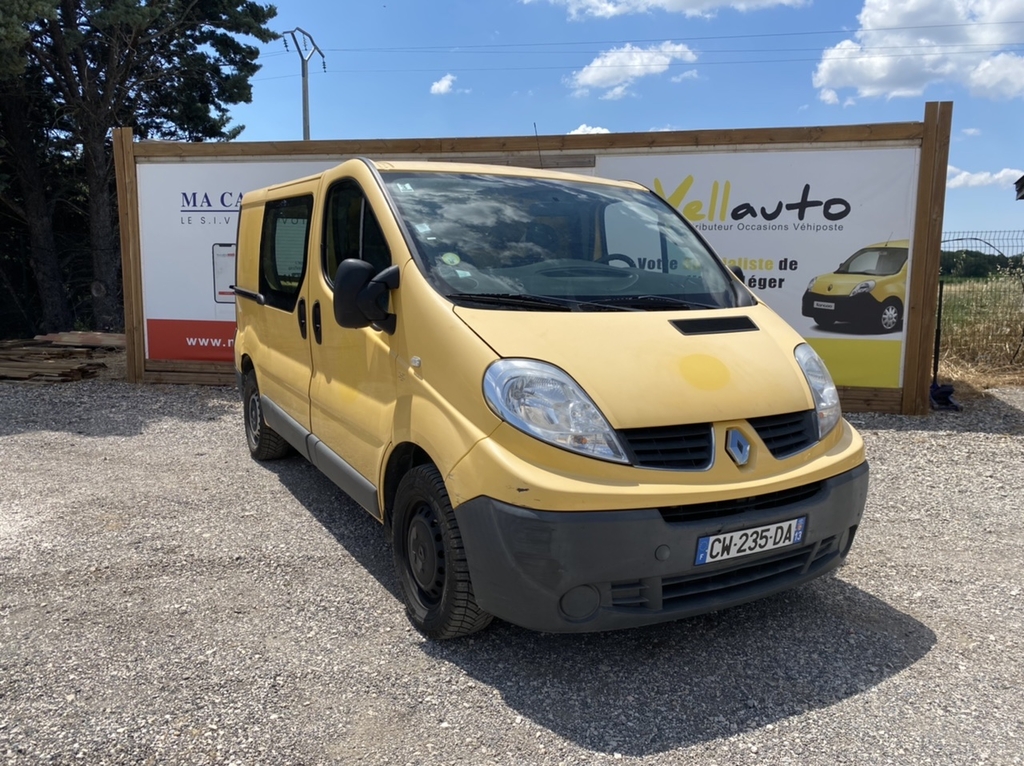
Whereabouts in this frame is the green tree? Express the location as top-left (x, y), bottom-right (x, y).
top-left (0, 1), bottom-right (75, 332)
top-left (0, 0), bottom-right (277, 332)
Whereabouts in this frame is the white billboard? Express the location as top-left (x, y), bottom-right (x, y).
top-left (135, 146), bottom-right (919, 387)
top-left (597, 147), bottom-right (920, 388)
top-left (137, 160), bottom-right (338, 361)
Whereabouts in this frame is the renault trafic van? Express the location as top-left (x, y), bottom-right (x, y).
top-left (234, 159), bottom-right (868, 639)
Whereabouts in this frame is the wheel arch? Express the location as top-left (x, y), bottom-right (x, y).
top-left (382, 442), bottom-right (435, 539)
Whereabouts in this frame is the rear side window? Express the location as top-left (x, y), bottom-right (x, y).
top-left (259, 196), bottom-right (313, 311)
top-left (323, 182), bottom-right (391, 284)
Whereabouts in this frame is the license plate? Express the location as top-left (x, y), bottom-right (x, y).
top-left (813, 300), bottom-right (835, 310)
top-left (695, 517), bottom-right (806, 566)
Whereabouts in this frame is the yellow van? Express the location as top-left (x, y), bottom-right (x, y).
top-left (802, 241), bottom-right (909, 333)
top-left (234, 159), bottom-right (868, 638)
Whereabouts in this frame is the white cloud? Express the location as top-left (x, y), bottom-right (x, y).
top-left (962, 128), bottom-right (981, 136)
top-left (430, 73), bottom-right (457, 95)
top-left (968, 52), bottom-right (1024, 99)
top-left (814, 0), bottom-right (1024, 102)
top-left (819, 88), bottom-right (839, 104)
top-left (671, 69), bottom-right (699, 82)
top-left (569, 42), bottom-right (698, 98)
top-left (600, 83), bottom-right (632, 100)
top-left (524, 0), bottom-right (807, 19)
top-left (569, 123), bottom-right (611, 134)
top-left (947, 165), bottom-right (1024, 189)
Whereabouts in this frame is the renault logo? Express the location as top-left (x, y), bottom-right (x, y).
top-left (726, 429), bottom-right (751, 466)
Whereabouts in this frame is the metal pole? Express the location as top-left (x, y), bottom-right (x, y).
top-left (283, 28), bottom-right (325, 141)
top-left (301, 56), bottom-right (310, 141)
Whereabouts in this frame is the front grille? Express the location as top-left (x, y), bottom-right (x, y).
top-left (658, 481), bottom-right (824, 524)
top-left (618, 423), bottom-right (714, 470)
top-left (609, 534), bottom-right (839, 611)
top-left (749, 410), bottom-right (817, 458)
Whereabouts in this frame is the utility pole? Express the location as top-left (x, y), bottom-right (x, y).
top-left (282, 28), bottom-right (326, 141)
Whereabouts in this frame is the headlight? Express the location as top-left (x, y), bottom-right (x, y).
top-left (794, 344), bottom-right (841, 439)
top-left (850, 280), bottom-right (876, 296)
top-left (483, 359), bottom-right (628, 463)
top-left (806, 277), bottom-right (817, 291)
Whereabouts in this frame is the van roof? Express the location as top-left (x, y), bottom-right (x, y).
top-left (257, 159), bottom-right (648, 196)
top-left (865, 239), bottom-right (910, 249)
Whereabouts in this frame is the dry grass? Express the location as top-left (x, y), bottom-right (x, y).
top-left (936, 275), bottom-right (1024, 396)
top-left (937, 355), bottom-right (1024, 399)
top-left (940, 276), bottom-right (1024, 367)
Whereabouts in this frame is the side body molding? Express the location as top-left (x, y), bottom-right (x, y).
top-left (261, 395), bottom-right (380, 518)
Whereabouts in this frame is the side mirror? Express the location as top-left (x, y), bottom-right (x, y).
top-left (727, 264), bottom-right (756, 307)
top-left (333, 260), bottom-right (401, 334)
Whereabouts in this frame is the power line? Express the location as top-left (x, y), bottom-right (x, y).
top-left (252, 44), bottom-right (1024, 81)
top-left (255, 19), bottom-right (1024, 58)
top-left (294, 42), bottom-right (1024, 57)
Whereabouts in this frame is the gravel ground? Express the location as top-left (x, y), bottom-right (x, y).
top-left (1, 378), bottom-right (1023, 765)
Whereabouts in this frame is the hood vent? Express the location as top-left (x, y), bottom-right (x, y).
top-left (670, 316), bottom-right (758, 335)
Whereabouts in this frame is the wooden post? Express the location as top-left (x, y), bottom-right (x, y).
top-left (112, 127), bottom-right (145, 383)
top-left (903, 101), bottom-right (953, 415)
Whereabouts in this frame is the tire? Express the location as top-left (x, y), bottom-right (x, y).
top-left (392, 465), bottom-right (493, 639)
top-left (242, 369), bottom-right (291, 461)
top-left (878, 299), bottom-right (902, 333)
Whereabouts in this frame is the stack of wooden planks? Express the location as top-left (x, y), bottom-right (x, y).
top-left (0, 332), bottom-right (125, 382)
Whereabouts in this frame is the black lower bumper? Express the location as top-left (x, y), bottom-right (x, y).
top-left (801, 291), bottom-right (879, 324)
top-left (454, 462), bottom-right (868, 633)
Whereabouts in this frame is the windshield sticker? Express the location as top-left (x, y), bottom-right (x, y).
top-left (415, 223), bottom-right (431, 233)
top-left (441, 252), bottom-right (461, 266)
top-left (394, 182), bottom-right (415, 193)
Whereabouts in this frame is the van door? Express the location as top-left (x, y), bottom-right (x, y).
top-left (307, 177), bottom-right (397, 516)
top-left (251, 195), bottom-right (314, 431)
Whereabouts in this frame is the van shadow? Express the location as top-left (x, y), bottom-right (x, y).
top-left (420, 580), bottom-right (934, 755)
top-left (259, 456), bottom-right (402, 601)
top-left (267, 457), bottom-right (936, 757)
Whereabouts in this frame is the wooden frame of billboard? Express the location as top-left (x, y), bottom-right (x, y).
top-left (114, 101), bottom-right (952, 414)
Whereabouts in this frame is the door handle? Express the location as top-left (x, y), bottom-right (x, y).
top-left (312, 301), bottom-right (323, 344)
top-left (297, 298), bottom-right (307, 339)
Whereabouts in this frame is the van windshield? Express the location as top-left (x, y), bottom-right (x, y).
top-left (836, 247), bottom-right (908, 276)
top-left (380, 171), bottom-right (736, 311)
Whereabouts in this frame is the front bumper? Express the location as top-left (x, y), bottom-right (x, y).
top-left (455, 462), bottom-right (868, 633)
top-left (801, 291), bottom-right (880, 323)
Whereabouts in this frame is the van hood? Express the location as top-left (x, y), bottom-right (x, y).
top-left (453, 304), bottom-right (814, 429)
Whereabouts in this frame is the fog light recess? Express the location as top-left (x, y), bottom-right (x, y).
top-left (559, 585), bottom-right (600, 621)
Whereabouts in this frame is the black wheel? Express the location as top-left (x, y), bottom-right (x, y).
top-left (242, 369), bottom-right (291, 460)
top-left (392, 465), bottom-right (492, 639)
top-left (878, 299), bottom-right (903, 333)
top-left (597, 253), bottom-right (636, 268)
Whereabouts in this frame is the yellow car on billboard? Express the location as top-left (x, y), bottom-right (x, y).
top-left (802, 240), bottom-right (909, 333)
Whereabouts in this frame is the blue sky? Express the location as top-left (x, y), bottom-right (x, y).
top-left (229, 0), bottom-right (1024, 233)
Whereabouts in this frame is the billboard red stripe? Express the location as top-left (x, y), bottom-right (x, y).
top-left (147, 319), bottom-right (236, 362)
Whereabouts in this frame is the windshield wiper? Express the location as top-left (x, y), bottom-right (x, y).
top-left (589, 295), bottom-right (723, 311)
top-left (445, 292), bottom-right (638, 311)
